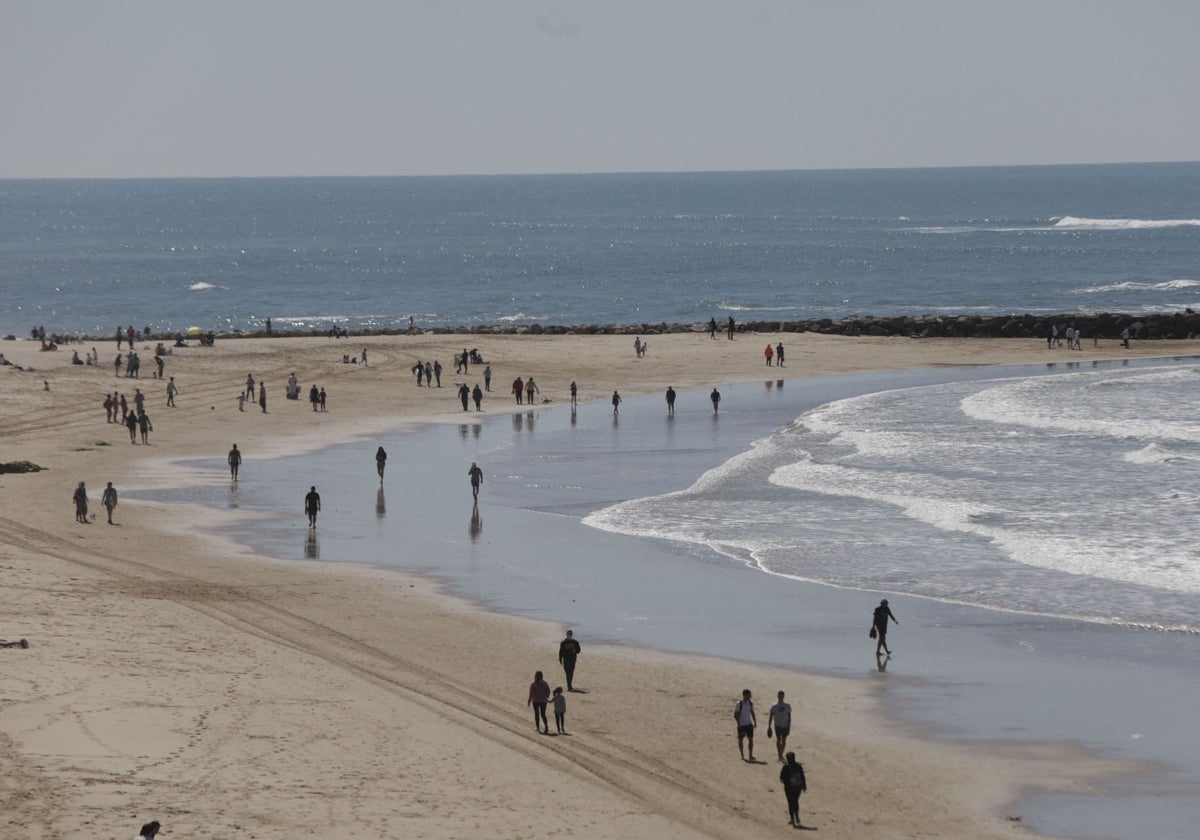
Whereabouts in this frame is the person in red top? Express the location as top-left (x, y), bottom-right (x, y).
top-left (765, 344), bottom-right (774, 366)
top-left (512, 377), bottom-right (524, 405)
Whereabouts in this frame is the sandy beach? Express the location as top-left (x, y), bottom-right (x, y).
top-left (1, 330), bottom-right (1191, 839)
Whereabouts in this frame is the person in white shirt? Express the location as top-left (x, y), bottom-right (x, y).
top-left (768, 690), bottom-right (793, 762)
top-left (733, 688), bottom-right (757, 761)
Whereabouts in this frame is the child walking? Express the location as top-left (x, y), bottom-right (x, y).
top-left (552, 686), bottom-right (567, 734)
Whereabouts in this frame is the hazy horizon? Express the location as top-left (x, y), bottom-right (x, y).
top-left (3, 1), bottom-right (1197, 179)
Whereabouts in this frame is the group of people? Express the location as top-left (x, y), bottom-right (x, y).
top-left (238, 374), bottom-right (268, 412)
top-left (512, 376), bottom-right (539, 405)
top-left (453, 347), bottom-right (485, 373)
top-left (412, 359), bottom-right (444, 387)
top-left (308, 383), bottom-right (328, 412)
top-left (457, 381), bottom-right (484, 411)
top-left (72, 480), bottom-right (119, 524)
top-left (733, 688), bottom-right (808, 825)
top-left (526, 630), bottom-right (583, 735)
top-left (102, 388), bottom-right (154, 444)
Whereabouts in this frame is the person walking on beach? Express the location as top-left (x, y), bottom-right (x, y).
top-left (472, 384), bottom-right (483, 411)
top-left (125, 409), bottom-right (138, 443)
top-left (245, 374), bottom-right (255, 400)
top-left (228, 444), bottom-right (242, 480)
top-left (376, 446), bottom-right (387, 482)
top-left (468, 462), bottom-right (484, 501)
top-left (727, 315), bottom-right (736, 340)
top-left (709, 317), bottom-right (718, 339)
top-left (734, 688), bottom-right (756, 761)
top-left (767, 690), bottom-right (792, 762)
top-left (558, 629), bottom-right (582, 691)
top-left (872, 598), bottom-right (898, 656)
top-left (319, 387), bottom-right (327, 411)
top-left (711, 388), bottom-right (721, 414)
top-left (304, 486), bottom-right (321, 527)
top-left (1121, 326), bottom-right (1131, 349)
top-left (483, 364), bottom-right (492, 391)
top-left (259, 382), bottom-right (267, 413)
top-left (552, 686), bottom-right (567, 734)
top-left (433, 360), bottom-right (442, 387)
top-left (134, 387), bottom-right (145, 415)
top-left (138, 410), bottom-right (153, 444)
top-left (528, 670), bottom-right (552, 734)
top-left (119, 393), bottom-right (128, 423)
top-left (569, 381), bottom-right (577, 406)
top-left (512, 376), bottom-right (524, 405)
top-left (765, 343), bottom-right (774, 366)
top-left (237, 391), bottom-right (246, 411)
top-left (612, 390), bottom-right (622, 415)
top-left (103, 392), bottom-right (114, 423)
top-left (166, 376), bottom-right (177, 407)
top-left (114, 353), bottom-right (123, 377)
top-left (414, 361), bottom-right (425, 386)
top-left (776, 342), bottom-right (785, 367)
top-left (101, 481), bottom-right (118, 525)
top-left (666, 386), bottom-right (676, 416)
top-left (779, 752), bottom-right (808, 827)
top-left (73, 481), bottom-right (89, 523)
top-left (458, 382), bottom-right (470, 411)
top-left (525, 376), bottom-right (539, 404)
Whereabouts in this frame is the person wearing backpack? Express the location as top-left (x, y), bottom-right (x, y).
top-left (779, 751), bottom-right (808, 827)
top-left (733, 688), bottom-right (757, 761)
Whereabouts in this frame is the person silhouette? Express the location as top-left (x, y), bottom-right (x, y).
top-left (468, 462), bottom-right (484, 500)
top-left (305, 486), bottom-right (321, 527)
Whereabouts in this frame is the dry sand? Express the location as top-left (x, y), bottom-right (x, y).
top-left (2, 330), bottom-right (1188, 839)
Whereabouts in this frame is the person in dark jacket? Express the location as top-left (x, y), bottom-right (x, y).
top-left (779, 751), bottom-right (807, 827)
top-left (872, 598), bottom-right (898, 656)
top-left (558, 629), bottom-right (582, 691)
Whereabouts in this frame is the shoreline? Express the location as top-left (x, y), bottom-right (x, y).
top-left (3, 333), bottom-right (1196, 838)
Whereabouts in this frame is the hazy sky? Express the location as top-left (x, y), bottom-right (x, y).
top-left (2, 1), bottom-right (1197, 178)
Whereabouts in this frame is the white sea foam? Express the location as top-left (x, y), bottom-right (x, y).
top-left (1051, 216), bottom-right (1200, 230)
top-left (1072, 279), bottom-right (1200, 294)
top-left (586, 363), bottom-right (1200, 629)
top-left (188, 281), bottom-right (225, 291)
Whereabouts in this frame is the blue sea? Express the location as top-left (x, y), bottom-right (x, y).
top-left (2, 162), bottom-right (1200, 336)
top-left (26, 163), bottom-right (1199, 839)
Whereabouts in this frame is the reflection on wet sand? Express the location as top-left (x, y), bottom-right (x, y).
top-left (469, 503), bottom-right (482, 540)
